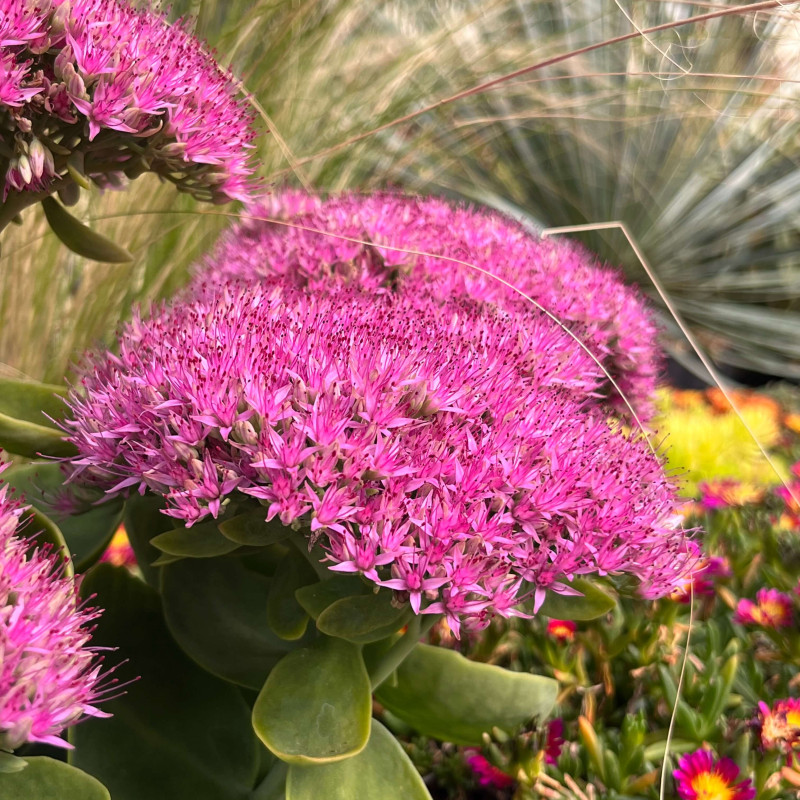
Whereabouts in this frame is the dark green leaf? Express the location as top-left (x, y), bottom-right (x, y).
top-left (0, 757), bottom-right (109, 799)
top-left (295, 575), bottom-right (370, 620)
top-left (22, 505), bottom-right (73, 577)
top-left (316, 591), bottom-right (412, 644)
top-left (539, 579), bottom-right (616, 621)
top-left (71, 565), bottom-right (258, 800)
top-left (123, 494), bottom-right (173, 587)
top-left (218, 509), bottom-right (293, 547)
top-left (266, 548), bottom-right (317, 641)
top-left (252, 637), bottom-right (371, 765)
top-left (151, 519), bottom-right (240, 558)
top-left (42, 196), bottom-right (133, 263)
top-left (3, 461), bottom-right (122, 571)
top-left (375, 643), bottom-right (558, 745)
top-left (286, 721), bottom-right (431, 800)
top-left (161, 556), bottom-right (308, 690)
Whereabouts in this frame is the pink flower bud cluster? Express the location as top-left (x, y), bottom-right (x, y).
top-left (0, 463), bottom-right (109, 751)
top-left (198, 191), bottom-right (662, 419)
top-left (0, 0), bottom-right (256, 202)
top-left (65, 274), bottom-right (693, 633)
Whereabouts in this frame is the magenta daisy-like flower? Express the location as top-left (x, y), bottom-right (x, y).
top-left (673, 750), bottom-right (755, 800)
top-left (734, 588), bottom-right (793, 628)
top-left (464, 750), bottom-right (514, 790)
top-left (0, 463), bottom-right (110, 751)
top-left (198, 191), bottom-right (663, 420)
top-left (0, 0), bottom-right (256, 203)
top-left (64, 270), bottom-right (693, 633)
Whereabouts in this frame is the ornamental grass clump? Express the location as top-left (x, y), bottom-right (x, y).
top-left (199, 191), bottom-right (662, 420)
top-left (65, 260), bottom-right (692, 634)
top-left (0, 0), bottom-right (257, 230)
top-left (0, 464), bottom-right (109, 754)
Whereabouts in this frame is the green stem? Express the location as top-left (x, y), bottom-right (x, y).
top-left (251, 762), bottom-right (288, 800)
top-left (369, 613), bottom-right (441, 690)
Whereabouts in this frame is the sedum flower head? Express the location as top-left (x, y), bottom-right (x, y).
top-left (734, 588), bottom-right (793, 628)
top-left (65, 274), bottom-right (693, 632)
top-left (0, 0), bottom-right (256, 202)
top-left (198, 191), bottom-right (663, 420)
top-left (0, 463), bottom-right (109, 751)
top-left (673, 749), bottom-right (755, 800)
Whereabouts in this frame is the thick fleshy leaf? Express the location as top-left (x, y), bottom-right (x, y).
top-left (266, 548), bottom-right (318, 640)
top-left (0, 752), bottom-right (27, 774)
top-left (123, 494), bottom-right (173, 586)
top-left (539, 579), bottom-right (616, 621)
top-left (0, 757), bottom-right (109, 799)
top-left (42, 196), bottom-right (133, 263)
top-left (218, 509), bottom-right (293, 547)
top-left (286, 721), bottom-right (431, 800)
top-left (22, 505), bottom-right (73, 578)
top-left (161, 556), bottom-right (308, 690)
top-left (375, 643), bottom-right (558, 745)
top-left (316, 591), bottom-right (412, 644)
top-left (71, 565), bottom-right (259, 800)
top-left (0, 376), bottom-right (70, 424)
top-left (151, 519), bottom-right (241, 558)
top-left (252, 637), bottom-right (372, 765)
top-left (295, 575), bottom-right (370, 620)
top-left (0, 411), bottom-right (75, 459)
top-left (3, 461), bottom-right (122, 571)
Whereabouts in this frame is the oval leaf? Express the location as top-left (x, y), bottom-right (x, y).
top-left (42, 196), bottom-right (133, 263)
top-left (266, 548), bottom-right (318, 641)
top-left (295, 575), bottom-right (370, 620)
top-left (161, 556), bottom-right (307, 690)
top-left (539, 579), bottom-right (616, 621)
top-left (71, 565), bottom-right (259, 800)
top-left (0, 758), bottom-right (109, 799)
top-left (151, 519), bottom-right (240, 558)
top-left (0, 376), bottom-right (69, 425)
top-left (218, 509), bottom-right (293, 547)
top-left (375, 643), bottom-right (558, 745)
top-left (123, 494), bottom-right (179, 587)
top-left (286, 721), bottom-right (431, 800)
top-left (0, 752), bottom-right (28, 774)
top-left (316, 591), bottom-right (412, 644)
top-left (253, 637), bottom-right (372, 765)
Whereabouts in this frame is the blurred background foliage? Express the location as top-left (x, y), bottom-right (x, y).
top-left (2, 0), bottom-right (800, 388)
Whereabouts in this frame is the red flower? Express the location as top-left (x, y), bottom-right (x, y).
top-left (546, 619), bottom-right (576, 643)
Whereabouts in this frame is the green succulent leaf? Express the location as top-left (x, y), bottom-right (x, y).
top-left (218, 509), bottom-right (293, 547)
top-left (0, 361), bottom-right (69, 457)
top-left (0, 751), bottom-right (28, 774)
top-left (285, 721), bottom-right (431, 800)
top-left (266, 548), bottom-right (318, 641)
top-left (316, 591), bottom-right (412, 644)
top-left (252, 637), bottom-right (372, 765)
top-left (71, 564), bottom-right (259, 800)
top-left (151, 519), bottom-right (241, 558)
top-left (2, 461), bottom-right (122, 571)
top-left (295, 575), bottom-right (370, 620)
top-left (161, 556), bottom-right (308, 690)
top-left (42, 196), bottom-right (133, 263)
top-left (0, 757), bottom-right (109, 799)
top-left (539, 579), bottom-right (616, 621)
top-left (374, 643), bottom-right (558, 745)
top-left (123, 494), bottom-right (174, 587)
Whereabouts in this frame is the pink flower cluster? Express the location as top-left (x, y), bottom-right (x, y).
top-left (0, 463), bottom-right (109, 751)
top-left (65, 271), bottom-right (693, 633)
top-left (197, 191), bottom-right (663, 420)
top-left (0, 0), bottom-right (256, 201)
